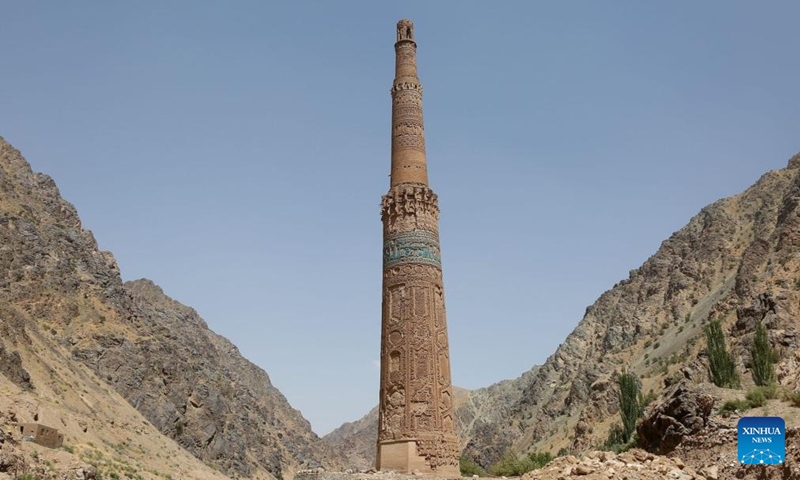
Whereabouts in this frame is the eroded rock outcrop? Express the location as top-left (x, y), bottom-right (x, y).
top-left (637, 381), bottom-right (715, 454)
top-left (0, 344), bottom-right (31, 390)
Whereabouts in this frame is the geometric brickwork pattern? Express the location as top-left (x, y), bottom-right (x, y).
top-left (377, 19), bottom-right (460, 476)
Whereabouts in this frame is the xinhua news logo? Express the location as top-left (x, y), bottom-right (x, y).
top-left (738, 416), bottom-right (785, 465)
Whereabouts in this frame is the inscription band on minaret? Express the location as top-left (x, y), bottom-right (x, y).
top-left (377, 19), bottom-right (460, 476)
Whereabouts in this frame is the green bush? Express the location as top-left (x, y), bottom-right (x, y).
top-left (527, 452), bottom-right (553, 470)
top-left (718, 399), bottom-right (750, 414)
top-left (751, 321), bottom-right (777, 386)
top-left (604, 423), bottom-right (626, 447)
top-left (751, 384), bottom-right (777, 400)
top-left (489, 451), bottom-right (527, 477)
top-left (718, 386), bottom-right (777, 415)
top-left (459, 453), bottom-right (486, 477)
top-left (745, 389), bottom-right (767, 408)
top-left (602, 423), bottom-right (637, 453)
top-left (783, 390), bottom-right (800, 407)
top-left (705, 320), bottom-right (740, 388)
top-left (489, 451), bottom-right (552, 477)
top-left (643, 390), bottom-right (657, 406)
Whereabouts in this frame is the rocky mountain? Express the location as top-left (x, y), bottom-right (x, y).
top-left (6, 129), bottom-right (800, 479)
top-left (487, 151), bottom-right (800, 463)
top-left (0, 136), bottom-right (336, 479)
top-left (327, 152), bottom-right (800, 471)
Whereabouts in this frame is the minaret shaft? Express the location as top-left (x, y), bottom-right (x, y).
top-left (377, 19), bottom-right (460, 476)
top-left (390, 23), bottom-right (428, 187)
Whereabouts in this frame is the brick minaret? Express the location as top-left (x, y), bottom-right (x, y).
top-left (376, 19), bottom-right (460, 476)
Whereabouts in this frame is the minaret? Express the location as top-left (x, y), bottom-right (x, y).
top-left (376, 19), bottom-right (460, 476)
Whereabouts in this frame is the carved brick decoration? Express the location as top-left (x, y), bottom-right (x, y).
top-left (377, 19), bottom-right (460, 477)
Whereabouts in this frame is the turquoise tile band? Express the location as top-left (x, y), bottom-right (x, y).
top-left (383, 230), bottom-right (441, 269)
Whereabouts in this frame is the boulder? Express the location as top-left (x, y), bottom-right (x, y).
top-left (637, 381), bottom-right (714, 454)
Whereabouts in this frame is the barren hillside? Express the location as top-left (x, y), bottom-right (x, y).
top-left (0, 136), bottom-right (337, 479)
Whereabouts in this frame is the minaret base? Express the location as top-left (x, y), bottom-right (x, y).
top-left (376, 437), bottom-right (460, 477)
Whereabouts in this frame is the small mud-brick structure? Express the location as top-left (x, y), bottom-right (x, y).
top-left (19, 423), bottom-right (64, 449)
top-left (376, 19), bottom-right (460, 476)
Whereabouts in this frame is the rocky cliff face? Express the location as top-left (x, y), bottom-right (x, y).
top-left (465, 152), bottom-right (800, 466)
top-left (0, 136), bottom-right (335, 478)
top-left (328, 152), bottom-right (800, 470)
top-left (74, 278), bottom-right (338, 477)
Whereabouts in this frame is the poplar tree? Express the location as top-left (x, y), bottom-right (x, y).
top-left (705, 320), bottom-right (740, 388)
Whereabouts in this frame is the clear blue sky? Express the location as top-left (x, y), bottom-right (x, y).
top-left (2, 2), bottom-right (799, 435)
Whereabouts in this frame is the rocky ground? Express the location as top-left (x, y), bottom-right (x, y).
top-left (521, 450), bottom-right (714, 480)
top-left (295, 440), bottom-right (796, 480)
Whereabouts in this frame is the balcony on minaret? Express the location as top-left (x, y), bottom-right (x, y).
top-left (397, 19), bottom-right (414, 43)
